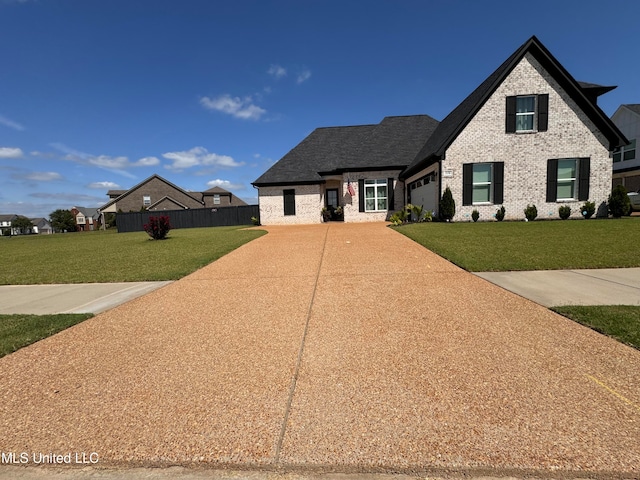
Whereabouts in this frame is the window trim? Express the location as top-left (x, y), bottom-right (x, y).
top-left (515, 95), bottom-right (537, 132)
top-left (556, 159), bottom-right (578, 201)
top-left (462, 162), bottom-right (504, 206)
top-left (471, 163), bottom-right (493, 205)
top-left (506, 94), bottom-right (549, 133)
top-left (546, 158), bottom-right (590, 203)
top-left (213, 194), bottom-right (221, 205)
top-left (143, 195), bottom-right (151, 206)
top-left (363, 179), bottom-right (388, 212)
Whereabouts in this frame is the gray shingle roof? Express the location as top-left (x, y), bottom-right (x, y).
top-left (623, 104), bottom-right (640, 115)
top-left (253, 115), bottom-right (439, 186)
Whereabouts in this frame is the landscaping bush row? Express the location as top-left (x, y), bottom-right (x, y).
top-left (392, 185), bottom-right (634, 225)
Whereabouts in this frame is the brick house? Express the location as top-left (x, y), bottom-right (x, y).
top-left (611, 105), bottom-right (640, 192)
top-left (71, 206), bottom-right (100, 231)
top-left (98, 174), bottom-right (247, 215)
top-left (253, 36), bottom-right (627, 224)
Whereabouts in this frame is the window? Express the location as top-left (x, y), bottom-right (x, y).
top-left (546, 158), bottom-right (590, 202)
top-left (557, 159), bottom-right (577, 200)
top-left (506, 94), bottom-right (549, 133)
top-left (283, 189), bottom-right (296, 216)
top-left (143, 195), bottom-right (151, 206)
top-left (472, 164), bottom-right (493, 204)
top-left (516, 96), bottom-right (536, 131)
top-left (613, 139), bottom-right (636, 163)
top-left (462, 162), bottom-right (504, 206)
top-left (77, 216), bottom-right (85, 224)
top-left (213, 194), bottom-right (221, 205)
top-left (364, 179), bottom-right (387, 211)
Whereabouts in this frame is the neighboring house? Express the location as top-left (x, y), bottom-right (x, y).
top-left (30, 218), bottom-right (53, 234)
top-left (0, 214), bottom-right (18, 236)
top-left (71, 206), bottom-right (101, 231)
top-left (253, 36), bottom-right (627, 224)
top-left (98, 174), bottom-right (248, 216)
top-left (611, 104), bottom-right (640, 192)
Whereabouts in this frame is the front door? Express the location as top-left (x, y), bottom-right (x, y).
top-left (325, 189), bottom-right (342, 221)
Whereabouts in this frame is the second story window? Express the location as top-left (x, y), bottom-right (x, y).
top-left (143, 195), bottom-right (151, 206)
top-left (213, 194), bottom-right (221, 205)
top-left (506, 94), bottom-right (549, 133)
top-left (613, 139), bottom-right (636, 163)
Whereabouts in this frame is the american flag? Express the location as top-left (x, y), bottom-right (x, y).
top-left (347, 180), bottom-right (355, 196)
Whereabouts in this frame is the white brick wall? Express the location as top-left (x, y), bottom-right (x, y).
top-left (257, 170), bottom-right (403, 224)
top-left (429, 53), bottom-right (612, 222)
top-left (258, 185), bottom-right (323, 225)
top-left (342, 170), bottom-right (402, 223)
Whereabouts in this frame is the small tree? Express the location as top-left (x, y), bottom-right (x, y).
top-left (439, 187), bottom-right (455, 221)
top-left (143, 215), bottom-right (171, 240)
top-left (49, 209), bottom-right (76, 232)
top-left (471, 209), bottom-right (479, 222)
top-left (12, 215), bottom-right (34, 234)
top-left (608, 185), bottom-right (631, 218)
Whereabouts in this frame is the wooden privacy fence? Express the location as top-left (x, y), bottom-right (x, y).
top-left (115, 205), bottom-right (259, 233)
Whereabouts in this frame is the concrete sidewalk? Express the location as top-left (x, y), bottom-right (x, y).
top-left (475, 268), bottom-right (640, 307)
top-left (0, 223), bottom-right (639, 479)
top-left (0, 282), bottom-right (172, 314)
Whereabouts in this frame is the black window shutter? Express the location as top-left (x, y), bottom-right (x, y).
top-left (506, 96), bottom-right (516, 133)
top-left (493, 162), bottom-right (504, 204)
top-left (462, 163), bottom-right (473, 206)
top-left (358, 179), bottom-right (365, 212)
top-left (537, 94), bottom-right (549, 132)
top-left (578, 157), bottom-right (590, 201)
top-left (387, 178), bottom-right (394, 211)
top-left (283, 189), bottom-right (296, 215)
top-left (546, 159), bottom-right (558, 202)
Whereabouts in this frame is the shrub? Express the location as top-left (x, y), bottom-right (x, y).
top-left (423, 210), bottom-right (433, 222)
top-left (581, 201), bottom-right (596, 219)
top-left (608, 185), bottom-right (631, 218)
top-left (524, 204), bottom-right (538, 221)
top-left (250, 216), bottom-right (260, 226)
top-left (390, 210), bottom-right (407, 226)
top-left (439, 187), bottom-right (455, 221)
top-left (143, 215), bottom-right (171, 240)
top-left (558, 205), bottom-right (571, 220)
top-left (495, 206), bottom-right (506, 222)
top-left (471, 209), bottom-right (479, 222)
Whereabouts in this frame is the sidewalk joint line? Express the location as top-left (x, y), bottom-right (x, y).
top-left (274, 224), bottom-right (330, 463)
top-left (571, 270), bottom-right (640, 291)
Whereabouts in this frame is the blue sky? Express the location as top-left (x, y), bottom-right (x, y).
top-left (1, 0), bottom-right (638, 218)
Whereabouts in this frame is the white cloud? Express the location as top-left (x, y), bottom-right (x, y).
top-left (296, 69), bottom-right (312, 84)
top-left (0, 147), bottom-right (24, 158)
top-left (0, 115), bottom-right (25, 131)
top-left (163, 147), bottom-right (244, 171)
top-left (135, 156), bottom-right (160, 166)
top-left (24, 172), bottom-right (63, 181)
top-left (206, 179), bottom-right (245, 190)
top-left (268, 64), bottom-right (287, 79)
top-left (200, 94), bottom-right (266, 120)
top-left (88, 181), bottom-right (120, 189)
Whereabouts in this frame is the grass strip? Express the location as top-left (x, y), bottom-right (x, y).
top-left (551, 305), bottom-right (640, 350)
top-left (396, 217), bottom-right (640, 271)
top-left (0, 313), bottom-right (94, 358)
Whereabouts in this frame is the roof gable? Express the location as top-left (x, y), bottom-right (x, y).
top-left (402, 36), bottom-right (628, 179)
top-left (147, 196), bottom-right (191, 210)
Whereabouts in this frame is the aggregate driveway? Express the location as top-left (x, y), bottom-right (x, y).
top-left (0, 223), bottom-right (639, 479)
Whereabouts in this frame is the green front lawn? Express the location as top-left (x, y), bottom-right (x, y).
top-left (0, 226), bottom-right (266, 285)
top-left (552, 306), bottom-right (640, 350)
top-left (397, 217), bottom-right (640, 272)
top-left (0, 314), bottom-right (94, 358)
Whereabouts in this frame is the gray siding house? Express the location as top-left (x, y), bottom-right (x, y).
top-left (611, 104), bottom-right (640, 192)
top-left (253, 36), bottom-right (626, 224)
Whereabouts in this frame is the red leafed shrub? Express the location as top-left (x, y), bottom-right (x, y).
top-left (143, 215), bottom-right (171, 240)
